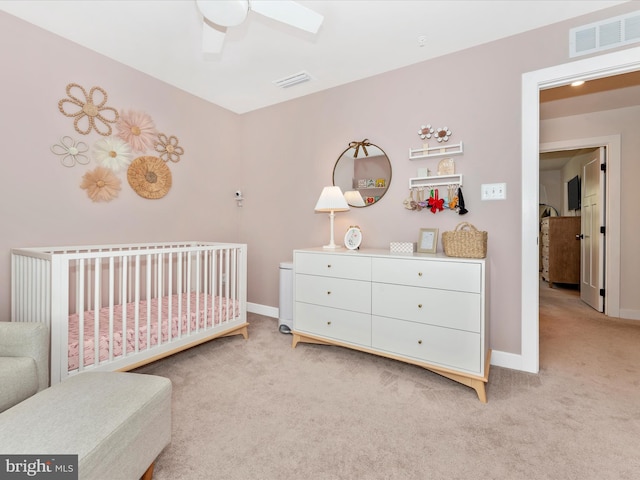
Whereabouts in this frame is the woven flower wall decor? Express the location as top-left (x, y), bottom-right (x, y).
top-left (58, 83), bottom-right (119, 136)
top-left (127, 156), bottom-right (172, 199)
top-left (117, 110), bottom-right (158, 153)
top-left (92, 137), bottom-right (133, 172)
top-left (51, 136), bottom-right (90, 167)
top-left (154, 133), bottom-right (184, 163)
top-left (80, 166), bottom-right (121, 202)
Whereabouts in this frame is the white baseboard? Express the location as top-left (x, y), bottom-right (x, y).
top-left (490, 350), bottom-right (531, 372)
top-left (619, 309), bottom-right (640, 321)
top-left (247, 302), bottom-right (278, 319)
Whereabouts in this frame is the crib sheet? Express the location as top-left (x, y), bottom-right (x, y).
top-left (68, 292), bottom-right (239, 371)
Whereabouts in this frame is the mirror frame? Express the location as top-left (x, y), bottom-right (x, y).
top-left (332, 141), bottom-right (392, 208)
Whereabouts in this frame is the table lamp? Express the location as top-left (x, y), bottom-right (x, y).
top-left (315, 186), bottom-right (350, 249)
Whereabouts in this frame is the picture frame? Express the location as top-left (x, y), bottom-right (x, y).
top-left (417, 228), bottom-right (439, 253)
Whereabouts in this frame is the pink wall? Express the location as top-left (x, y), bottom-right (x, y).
top-left (1, 2), bottom-right (637, 357)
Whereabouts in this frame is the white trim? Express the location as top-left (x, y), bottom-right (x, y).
top-left (247, 302), bottom-right (279, 318)
top-left (521, 45), bottom-right (640, 374)
top-left (619, 309), bottom-right (640, 321)
top-left (490, 350), bottom-right (523, 371)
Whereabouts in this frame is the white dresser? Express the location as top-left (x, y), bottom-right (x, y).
top-left (292, 248), bottom-right (490, 402)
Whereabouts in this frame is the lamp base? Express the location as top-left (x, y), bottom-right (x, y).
top-left (322, 244), bottom-right (343, 250)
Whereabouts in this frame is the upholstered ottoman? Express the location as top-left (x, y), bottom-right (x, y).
top-left (0, 372), bottom-right (171, 480)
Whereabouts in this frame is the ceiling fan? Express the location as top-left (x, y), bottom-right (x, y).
top-left (196, 0), bottom-right (324, 53)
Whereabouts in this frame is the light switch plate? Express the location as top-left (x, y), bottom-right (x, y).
top-left (481, 183), bottom-right (507, 200)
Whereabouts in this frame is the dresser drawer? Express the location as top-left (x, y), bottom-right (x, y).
top-left (295, 274), bottom-right (371, 313)
top-left (295, 303), bottom-right (371, 346)
top-left (372, 316), bottom-right (481, 374)
top-left (295, 252), bottom-right (371, 281)
top-left (372, 283), bottom-right (481, 332)
top-left (371, 257), bottom-right (481, 293)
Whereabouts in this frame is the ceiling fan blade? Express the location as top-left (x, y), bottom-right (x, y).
top-left (250, 0), bottom-right (323, 34)
top-left (202, 20), bottom-right (227, 54)
top-left (196, 0), bottom-right (249, 28)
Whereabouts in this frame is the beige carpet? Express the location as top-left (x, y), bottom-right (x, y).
top-left (136, 284), bottom-right (640, 480)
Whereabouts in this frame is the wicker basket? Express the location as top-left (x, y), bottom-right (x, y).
top-left (442, 222), bottom-right (487, 258)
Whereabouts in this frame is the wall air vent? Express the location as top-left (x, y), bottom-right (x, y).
top-left (570, 11), bottom-right (640, 57)
top-left (273, 71), bottom-right (312, 88)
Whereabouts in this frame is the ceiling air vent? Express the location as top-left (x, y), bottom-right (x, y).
top-left (273, 71), bottom-right (312, 88)
top-left (570, 11), bottom-right (640, 57)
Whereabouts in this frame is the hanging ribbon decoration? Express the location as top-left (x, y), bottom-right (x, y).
top-left (428, 188), bottom-right (444, 213)
top-left (349, 139), bottom-right (371, 158)
top-left (457, 186), bottom-right (469, 215)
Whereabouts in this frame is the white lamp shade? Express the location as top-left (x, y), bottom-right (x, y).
top-left (343, 190), bottom-right (366, 207)
top-left (315, 186), bottom-right (350, 212)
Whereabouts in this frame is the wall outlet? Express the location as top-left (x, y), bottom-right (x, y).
top-left (481, 183), bottom-right (507, 200)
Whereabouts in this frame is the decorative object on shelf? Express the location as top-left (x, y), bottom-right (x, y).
top-left (314, 186), bottom-right (350, 249)
top-left (434, 127), bottom-right (452, 142)
top-left (58, 83), bottom-right (119, 136)
top-left (442, 222), bottom-right (487, 258)
top-left (333, 140), bottom-right (391, 207)
top-left (51, 136), bottom-right (90, 167)
top-left (437, 157), bottom-right (455, 175)
top-left (154, 133), bottom-right (184, 163)
top-left (447, 184), bottom-right (459, 210)
top-left (80, 166), bottom-right (121, 202)
top-left (390, 241), bottom-right (416, 253)
top-left (116, 109), bottom-right (158, 153)
top-left (344, 190), bottom-right (366, 207)
top-left (127, 156), bottom-right (172, 200)
top-left (92, 137), bottom-right (132, 172)
top-left (417, 228), bottom-right (439, 253)
top-left (344, 225), bottom-right (362, 250)
top-left (418, 124), bottom-right (434, 140)
top-left (456, 186), bottom-right (468, 215)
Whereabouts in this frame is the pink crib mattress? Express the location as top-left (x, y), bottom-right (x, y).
top-left (68, 292), bottom-right (239, 371)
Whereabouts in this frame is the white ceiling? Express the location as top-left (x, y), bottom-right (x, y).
top-left (0, 0), bottom-right (629, 114)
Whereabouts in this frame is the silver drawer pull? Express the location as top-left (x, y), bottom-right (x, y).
top-left (418, 340), bottom-right (423, 345)
top-left (418, 272), bottom-right (423, 277)
top-left (418, 304), bottom-right (423, 309)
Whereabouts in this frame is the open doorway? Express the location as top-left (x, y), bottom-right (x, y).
top-left (539, 146), bottom-right (605, 313)
top-left (520, 45), bottom-right (640, 374)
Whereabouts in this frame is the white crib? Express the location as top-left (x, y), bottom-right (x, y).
top-left (11, 241), bottom-right (247, 385)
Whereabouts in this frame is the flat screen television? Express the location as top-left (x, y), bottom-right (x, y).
top-left (568, 175), bottom-right (581, 211)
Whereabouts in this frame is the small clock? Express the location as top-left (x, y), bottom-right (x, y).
top-left (344, 226), bottom-right (362, 250)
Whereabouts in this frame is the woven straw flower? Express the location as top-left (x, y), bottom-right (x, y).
top-left (116, 110), bottom-right (158, 153)
top-left (127, 156), bottom-right (172, 199)
top-left (58, 83), bottom-right (119, 136)
top-left (80, 167), bottom-right (121, 202)
top-left (50, 136), bottom-right (90, 167)
top-left (92, 137), bottom-right (133, 172)
top-left (154, 133), bottom-right (184, 163)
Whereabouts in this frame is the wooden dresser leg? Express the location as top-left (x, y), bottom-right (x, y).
top-left (140, 462), bottom-right (155, 480)
top-left (471, 379), bottom-right (487, 403)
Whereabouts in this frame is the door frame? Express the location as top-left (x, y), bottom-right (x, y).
top-left (521, 46), bottom-right (640, 374)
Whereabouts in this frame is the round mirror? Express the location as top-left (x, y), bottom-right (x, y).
top-left (332, 140), bottom-right (392, 207)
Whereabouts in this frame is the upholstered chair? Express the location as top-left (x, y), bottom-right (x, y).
top-left (0, 322), bottom-right (49, 412)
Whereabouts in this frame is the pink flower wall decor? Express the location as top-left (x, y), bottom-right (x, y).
top-left (80, 166), bottom-right (121, 202)
top-left (116, 110), bottom-right (158, 153)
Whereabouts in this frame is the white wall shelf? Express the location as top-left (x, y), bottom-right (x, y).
top-left (409, 141), bottom-right (464, 160)
top-left (409, 174), bottom-right (463, 190)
